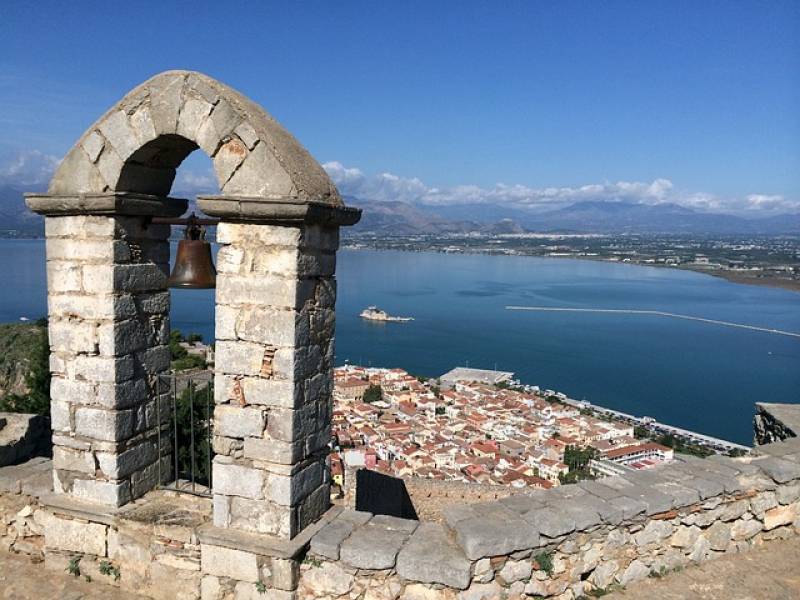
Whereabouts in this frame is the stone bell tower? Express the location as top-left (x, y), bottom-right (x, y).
top-left (26, 71), bottom-right (360, 542)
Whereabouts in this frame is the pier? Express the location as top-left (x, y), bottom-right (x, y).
top-left (506, 305), bottom-right (800, 339)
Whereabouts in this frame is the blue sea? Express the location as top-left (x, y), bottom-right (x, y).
top-left (3, 239), bottom-right (798, 445)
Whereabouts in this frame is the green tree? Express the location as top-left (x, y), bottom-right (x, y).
top-left (0, 320), bottom-right (51, 416)
top-left (171, 382), bottom-right (215, 487)
top-left (362, 384), bottom-right (382, 404)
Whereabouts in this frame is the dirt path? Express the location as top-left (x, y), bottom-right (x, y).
top-left (608, 537), bottom-right (800, 600)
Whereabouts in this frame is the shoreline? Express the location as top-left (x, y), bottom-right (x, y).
top-left (5, 236), bottom-right (799, 293)
top-left (342, 243), bottom-right (800, 295)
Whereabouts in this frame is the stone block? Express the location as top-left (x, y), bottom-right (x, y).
top-left (340, 522), bottom-right (410, 570)
top-left (72, 478), bottom-right (132, 506)
top-left (449, 505), bottom-right (538, 560)
top-left (236, 307), bottom-right (306, 347)
top-left (216, 274), bottom-right (299, 310)
top-left (177, 95), bottom-right (214, 141)
top-left (223, 142), bottom-right (294, 198)
top-left (216, 223), bottom-right (301, 247)
top-left (227, 496), bottom-right (291, 537)
top-left (213, 138), bottom-right (248, 185)
top-left (522, 506), bottom-right (574, 538)
top-left (52, 446), bottom-right (96, 474)
top-left (764, 504), bottom-right (797, 530)
top-left (74, 406), bottom-right (134, 441)
top-left (240, 378), bottom-right (300, 409)
top-left (96, 440), bottom-right (157, 479)
top-left (149, 74), bottom-right (184, 135)
top-left (130, 104), bottom-right (157, 146)
top-left (50, 399), bottom-right (71, 432)
top-left (215, 341), bottom-right (267, 377)
top-left (200, 544), bottom-right (259, 583)
top-left (72, 355), bottom-right (134, 384)
top-left (396, 523), bottom-right (470, 589)
top-left (47, 262), bottom-right (83, 293)
top-left (212, 459), bottom-right (266, 500)
top-left (266, 405), bottom-right (317, 443)
top-left (756, 456), bottom-right (800, 483)
top-left (214, 405), bottom-right (266, 438)
top-left (50, 377), bottom-right (95, 405)
top-left (299, 562), bottom-right (354, 597)
top-left (98, 110), bottom-right (140, 160)
top-left (96, 378), bottom-right (148, 409)
top-left (243, 436), bottom-right (302, 465)
top-left (776, 482), bottom-right (800, 504)
top-left (136, 346), bottom-right (172, 374)
top-left (266, 461), bottom-right (323, 506)
top-left (731, 518), bottom-right (762, 540)
top-left (44, 514), bottom-right (107, 556)
top-left (309, 518), bottom-right (355, 560)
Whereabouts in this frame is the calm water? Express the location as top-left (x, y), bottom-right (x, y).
top-left (2, 239), bottom-right (798, 445)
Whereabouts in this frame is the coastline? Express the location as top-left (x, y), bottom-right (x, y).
top-left (5, 236), bottom-right (799, 293)
top-left (342, 242), bottom-right (800, 295)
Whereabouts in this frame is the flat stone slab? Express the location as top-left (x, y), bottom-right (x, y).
top-left (755, 456), bottom-right (800, 483)
top-left (522, 506), bottom-right (575, 538)
top-left (309, 511), bottom-right (369, 560)
top-left (396, 523), bottom-right (471, 589)
top-left (0, 457), bottom-right (52, 496)
top-left (446, 502), bottom-right (539, 560)
top-left (339, 518), bottom-right (417, 570)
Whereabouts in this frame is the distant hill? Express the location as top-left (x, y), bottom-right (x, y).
top-left (2, 183), bottom-right (798, 237)
top-left (0, 185), bottom-right (44, 237)
top-left (348, 197), bottom-right (800, 236)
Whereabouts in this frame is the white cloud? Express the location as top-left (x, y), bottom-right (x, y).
top-left (323, 161), bottom-right (798, 216)
top-left (171, 168), bottom-right (219, 196)
top-left (0, 150), bottom-right (60, 187)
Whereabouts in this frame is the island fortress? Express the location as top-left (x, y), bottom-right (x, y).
top-left (0, 70), bottom-right (794, 599)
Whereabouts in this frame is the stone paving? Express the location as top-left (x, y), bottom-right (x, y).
top-left (608, 536), bottom-right (800, 599)
top-left (0, 550), bottom-right (146, 599)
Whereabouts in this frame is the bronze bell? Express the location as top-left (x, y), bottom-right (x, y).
top-left (168, 214), bottom-right (217, 289)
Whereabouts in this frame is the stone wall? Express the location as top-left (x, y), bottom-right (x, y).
top-left (45, 215), bottom-right (173, 507)
top-left (402, 477), bottom-right (516, 522)
top-left (299, 440), bottom-right (800, 600)
top-left (755, 402), bottom-right (800, 445)
top-left (1, 437), bottom-right (800, 599)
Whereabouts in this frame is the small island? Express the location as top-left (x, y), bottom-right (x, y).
top-left (359, 306), bottom-right (414, 322)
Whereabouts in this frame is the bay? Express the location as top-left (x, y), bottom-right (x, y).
top-left (2, 239), bottom-right (798, 445)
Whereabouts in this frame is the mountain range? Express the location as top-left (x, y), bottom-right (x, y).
top-left (347, 197), bottom-right (800, 236)
top-left (1, 184), bottom-right (798, 237)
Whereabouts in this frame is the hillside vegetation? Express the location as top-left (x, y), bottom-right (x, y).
top-left (0, 321), bottom-right (50, 415)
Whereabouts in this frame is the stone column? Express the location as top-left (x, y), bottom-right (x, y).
top-left (200, 196), bottom-right (360, 540)
top-left (27, 193), bottom-right (185, 507)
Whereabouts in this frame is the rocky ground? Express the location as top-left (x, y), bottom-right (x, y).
top-left (0, 550), bottom-right (146, 599)
top-left (608, 536), bottom-right (800, 600)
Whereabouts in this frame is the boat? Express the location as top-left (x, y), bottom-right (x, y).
top-left (359, 306), bottom-right (414, 322)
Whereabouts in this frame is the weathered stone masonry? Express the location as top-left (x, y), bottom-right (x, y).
top-left (211, 221), bottom-right (340, 538)
top-left (2, 433), bottom-right (799, 599)
top-left (43, 212), bottom-right (176, 507)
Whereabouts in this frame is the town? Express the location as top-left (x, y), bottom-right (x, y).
top-left (330, 364), bottom-right (682, 495)
top-left (344, 232), bottom-right (800, 291)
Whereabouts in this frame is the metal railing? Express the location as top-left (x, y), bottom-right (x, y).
top-left (155, 371), bottom-right (214, 497)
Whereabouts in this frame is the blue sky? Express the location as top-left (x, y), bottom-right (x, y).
top-left (0, 1), bottom-right (798, 214)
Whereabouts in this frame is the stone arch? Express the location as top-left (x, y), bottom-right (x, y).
top-left (48, 70), bottom-right (341, 205)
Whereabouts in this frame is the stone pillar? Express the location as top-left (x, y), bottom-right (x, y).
top-left (210, 221), bottom-right (338, 539)
top-left (28, 193), bottom-right (185, 507)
